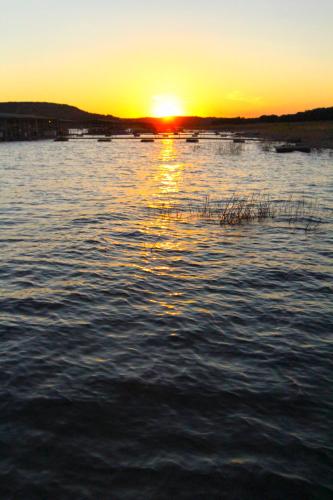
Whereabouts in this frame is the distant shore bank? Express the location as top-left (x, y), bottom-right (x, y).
top-left (219, 121), bottom-right (333, 149)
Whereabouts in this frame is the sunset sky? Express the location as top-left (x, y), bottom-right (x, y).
top-left (1, 0), bottom-right (332, 117)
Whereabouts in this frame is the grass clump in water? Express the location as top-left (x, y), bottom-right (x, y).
top-left (150, 193), bottom-right (322, 232)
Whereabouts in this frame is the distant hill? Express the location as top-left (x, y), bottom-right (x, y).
top-left (0, 102), bottom-right (119, 122)
top-left (0, 102), bottom-right (332, 126)
top-left (209, 107), bottom-right (333, 126)
top-left (257, 107), bottom-right (333, 123)
top-left (134, 106), bottom-right (333, 130)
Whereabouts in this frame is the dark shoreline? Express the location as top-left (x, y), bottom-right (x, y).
top-left (217, 121), bottom-right (333, 149)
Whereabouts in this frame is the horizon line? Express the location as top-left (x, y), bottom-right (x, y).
top-left (0, 101), bottom-right (332, 121)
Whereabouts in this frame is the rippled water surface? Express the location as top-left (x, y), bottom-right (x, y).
top-left (1, 138), bottom-right (332, 499)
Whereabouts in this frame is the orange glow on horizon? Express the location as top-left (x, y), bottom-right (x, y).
top-left (1, 1), bottom-right (332, 119)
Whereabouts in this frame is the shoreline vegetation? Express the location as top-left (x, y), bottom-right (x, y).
top-left (0, 102), bottom-right (332, 148)
top-left (219, 121), bottom-right (333, 150)
top-left (149, 193), bottom-right (323, 232)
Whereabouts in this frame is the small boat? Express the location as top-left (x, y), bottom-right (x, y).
top-left (98, 138), bottom-right (112, 142)
top-left (275, 144), bottom-right (311, 154)
top-left (141, 138), bottom-right (154, 143)
top-left (186, 138), bottom-right (199, 143)
top-left (275, 144), bottom-right (295, 153)
top-left (294, 145), bottom-right (311, 153)
top-left (54, 136), bottom-right (68, 142)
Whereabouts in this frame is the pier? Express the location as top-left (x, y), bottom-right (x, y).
top-left (0, 112), bottom-right (58, 141)
top-left (65, 134), bottom-right (258, 142)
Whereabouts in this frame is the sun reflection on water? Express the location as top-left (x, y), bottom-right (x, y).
top-left (139, 139), bottom-right (189, 260)
top-left (149, 139), bottom-right (184, 206)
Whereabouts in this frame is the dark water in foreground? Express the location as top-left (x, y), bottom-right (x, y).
top-left (0, 138), bottom-right (332, 499)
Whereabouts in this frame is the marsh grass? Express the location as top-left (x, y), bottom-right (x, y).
top-left (217, 142), bottom-right (243, 155)
top-left (149, 193), bottom-right (322, 231)
top-left (260, 142), bottom-right (274, 152)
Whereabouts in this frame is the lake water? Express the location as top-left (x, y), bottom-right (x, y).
top-left (0, 137), bottom-right (332, 499)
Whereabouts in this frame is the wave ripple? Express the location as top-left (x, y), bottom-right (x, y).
top-left (0, 140), bottom-right (332, 499)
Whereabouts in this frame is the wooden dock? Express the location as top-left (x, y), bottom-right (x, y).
top-left (66, 135), bottom-right (259, 141)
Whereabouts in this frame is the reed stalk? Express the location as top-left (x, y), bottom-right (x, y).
top-left (148, 193), bottom-right (322, 231)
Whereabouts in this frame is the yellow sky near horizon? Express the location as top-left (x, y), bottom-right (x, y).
top-left (1, 0), bottom-right (332, 118)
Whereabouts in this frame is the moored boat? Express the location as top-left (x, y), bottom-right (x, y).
top-left (275, 144), bottom-right (294, 153)
top-left (275, 144), bottom-right (311, 153)
top-left (54, 136), bottom-right (68, 142)
top-left (294, 145), bottom-right (311, 153)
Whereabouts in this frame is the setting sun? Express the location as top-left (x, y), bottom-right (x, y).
top-left (151, 95), bottom-right (185, 118)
